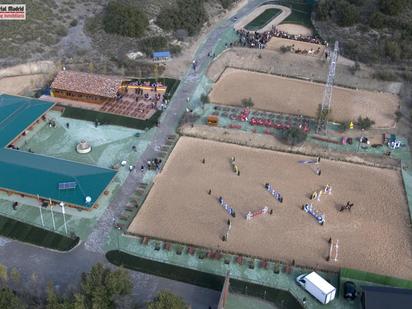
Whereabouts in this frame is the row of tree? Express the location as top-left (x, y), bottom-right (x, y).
top-left (0, 263), bottom-right (188, 309)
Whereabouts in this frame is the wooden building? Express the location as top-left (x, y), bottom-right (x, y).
top-left (50, 70), bottom-right (125, 104)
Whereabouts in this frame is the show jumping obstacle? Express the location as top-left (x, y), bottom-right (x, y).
top-left (245, 206), bottom-right (272, 220)
top-left (303, 203), bottom-right (325, 225)
top-left (265, 183), bottom-right (283, 203)
top-left (218, 196), bottom-right (236, 217)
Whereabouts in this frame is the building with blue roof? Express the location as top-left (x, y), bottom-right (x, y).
top-left (152, 51), bottom-right (171, 62)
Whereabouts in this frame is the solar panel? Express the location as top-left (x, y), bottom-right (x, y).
top-left (58, 182), bottom-right (77, 190)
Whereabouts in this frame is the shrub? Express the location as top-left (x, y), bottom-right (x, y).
top-left (384, 40), bottom-right (401, 61)
top-left (283, 127), bottom-right (308, 146)
top-left (218, 0), bottom-right (236, 9)
top-left (70, 19), bottom-right (78, 27)
top-left (336, 0), bottom-right (360, 27)
top-left (156, 0), bottom-right (208, 36)
top-left (379, 0), bottom-right (407, 16)
top-left (55, 25), bottom-right (68, 37)
top-left (103, 1), bottom-right (148, 37)
top-left (316, 0), bottom-right (332, 21)
top-left (200, 93), bottom-right (210, 104)
top-left (140, 36), bottom-right (168, 56)
top-left (369, 11), bottom-right (386, 29)
top-left (357, 116), bottom-right (375, 130)
top-left (241, 97), bottom-right (254, 107)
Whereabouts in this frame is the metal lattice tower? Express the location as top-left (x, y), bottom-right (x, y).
top-left (317, 41), bottom-right (339, 133)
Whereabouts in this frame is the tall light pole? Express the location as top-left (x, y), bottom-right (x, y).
top-left (60, 202), bottom-right (68, 235)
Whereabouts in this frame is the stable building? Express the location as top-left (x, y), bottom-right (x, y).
top-left (50, 70), bottom-right (125, 105)
top-left (0, 94), bottom-right (116, 209)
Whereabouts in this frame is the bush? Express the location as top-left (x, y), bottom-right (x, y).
top-left (147, 291), bottom-right (188, 309)
top-left (373, 70), bottom-right (399, 81)
top-left (156, 0), bottom-right (208, 36)
top-left (241, 97), bottom-right (254, 107)
top-left (336, 0), bottom-right (360, 27)
top-left (316, 0), bottom-right (332, 21)
top-left (357, 116), bottom-right (375, 129)
top-left (140, 36), bottom-right (168, 56)
top-left (379, 0), bottom-right (407, 16)
top-left (384, 40), bottom-right (401, 61)
top-left (103, 1), bottom-right (148, 37)
top-left (70, 19), bottom-right (78, 27)
top-left (55, 25), bottom-right (68, 37)
top-left (369, 11), bottom-right (386, 28)
top-left (218, 0), bottom-right (236, 9)
top-left (283, 127), bottom-right (308, 146)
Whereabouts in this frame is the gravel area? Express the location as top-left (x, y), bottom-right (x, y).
top-left (129, 136), bottom-right (412, 279)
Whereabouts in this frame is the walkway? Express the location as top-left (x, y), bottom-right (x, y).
top-left (84, 0), bottom-right (267, 254)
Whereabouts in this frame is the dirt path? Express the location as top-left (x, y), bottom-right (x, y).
top-left (234, 4), bottom-right (291, 32)
top-left (129, 136), bottom-right (412, 279)
top-left (209, 68), bottom-right (399, 128)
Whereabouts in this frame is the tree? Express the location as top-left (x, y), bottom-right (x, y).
top-left (357, 116), bottom-right (375, 129)
top-left (78, 263), bottom-right (132, 308)
top-left (156, 0), bottom-right (208, 36)
top-left (379, 0), bottom-right (407, 16)
top-left (147, 291), bottom-right (188, 309)
top-left (369, 11), bottom-right (386, 29)
top-left (241, 97), bottom-right (254, 108)
top-left (200, 93), bottom-right (210, 105)
top-left (335, 0), bottom-right (360, 27)
top-left (0, 288), bottom-right (26, 309)
top-left (282, 127), bottom-right (308, 146)
top-left (384, 40), bottom-right (401, 61)
top-left (316, 0), bottom-right (332, 20)
top-left (103, 1), bottom-right (148, 37)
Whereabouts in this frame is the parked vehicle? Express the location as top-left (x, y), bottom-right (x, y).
top-left (296, 272), bottom-right (336, 304)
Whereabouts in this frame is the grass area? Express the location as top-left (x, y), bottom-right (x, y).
top-left (62, 107), bottom-right (161, 130)
top-left (245, 8), bottom-right (282, 31)
top-left (276, 0), bottom-right (314, 29)
top-left (106, 250), bottom-right (224, 290)
top-left (106, 250), bottom-right (302, 308)
top-left (341, 268), bottom-right (412, 289)
top-left (0, 214), bottom-right (79, 251)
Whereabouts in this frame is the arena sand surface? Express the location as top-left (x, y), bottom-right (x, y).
top-left (209, 68), bottom-right (398, 128)
top-left (129, 137), bottom-right (412, 279)
top-left (275, 24), bottom-right (313, 36)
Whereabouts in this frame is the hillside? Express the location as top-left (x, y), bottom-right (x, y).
top-left (0, 0), bottom-right (236, 76)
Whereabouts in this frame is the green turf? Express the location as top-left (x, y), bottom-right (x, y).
top-left (106, 250), bottom-right (225, 290)
top-left (0, 214), bottom-right (79, 251)
top-left (341, 268), bottom-right (412, 289)
top-left (245, 8), bottom-right (282, 31)
top-left (62, 107), bottom-right (161, 130)
top-left (106, 250), bottom-right (302, 308)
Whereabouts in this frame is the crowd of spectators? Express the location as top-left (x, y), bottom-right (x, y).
top-left (236, 26), bottom-right (327, 49)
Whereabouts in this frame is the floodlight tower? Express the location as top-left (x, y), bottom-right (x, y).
top-left (316, 41), bottom-right (339, 133)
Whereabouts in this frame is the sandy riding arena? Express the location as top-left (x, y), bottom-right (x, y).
top-left (128, 137), bottom-right (412, 279)
top-left (275, 24), bottom-right (313, 36)
top-left (234, 4), bottom-right (291, 32)
top-left (209, 68), bottom-right (399, 128)
top-left (266, 37), bottom-right (326, 58)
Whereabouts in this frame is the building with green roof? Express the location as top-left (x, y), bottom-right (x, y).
top-left (0, 94), bottom-right (116, 209)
